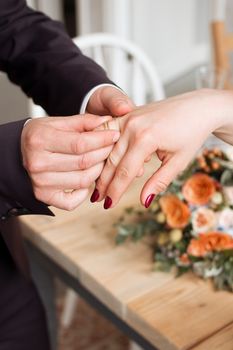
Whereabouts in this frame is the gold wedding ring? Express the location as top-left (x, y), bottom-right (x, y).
top-left (103, 118), bottom-right (121, 132)
top-left (95, 118), bottom-right (121, 132)
top-left (103, 121), bottom-right (110, 130)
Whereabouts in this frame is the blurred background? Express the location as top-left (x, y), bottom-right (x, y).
top-left (2, 0), bottom-right (233, 124)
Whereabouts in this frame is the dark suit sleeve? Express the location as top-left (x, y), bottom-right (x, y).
top-left (0, 0), bottom-right (113, 220)
top-left (0, 119), bottom-right (53, 220)
top-left (0, 0), bottom-right (113, 116)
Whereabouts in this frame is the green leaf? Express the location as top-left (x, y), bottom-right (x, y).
top-left (118, 225), bottom-right (132, 236)
top-left (215, 158), bottom-right (233, 170)
top-left (220, 169), bottom-right (233, 186)
top-left (115, 234), bottom-right (128, 245)
top-left (132, 223), bottom-right (145, 241)
top-left (176, 266), bottom-right (191, 277)
top-left (154, 260), bottom-right (172, 272)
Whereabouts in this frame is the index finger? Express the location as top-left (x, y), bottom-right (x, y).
top-left (51, 114), bottom-right (114, 132)
top-left (46, 129), bottom-right (120, 154)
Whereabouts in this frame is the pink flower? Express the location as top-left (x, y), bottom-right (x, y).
top-left (218, 208), bottom-right (233, 233)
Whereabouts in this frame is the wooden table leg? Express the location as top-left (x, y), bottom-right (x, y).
top-left (25, 241), bottom-right (58, 350)
top-left (24, 239), bottom-right (157, 350)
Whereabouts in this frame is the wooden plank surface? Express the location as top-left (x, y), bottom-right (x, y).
top-left (191, 323), bottom-right (233, 350)
top-left (19, 163), bottom-right (233, 350)
top-left (127, 276), bottom-right (233, 350)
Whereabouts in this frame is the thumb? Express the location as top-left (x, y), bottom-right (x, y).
top-left (103, 87), bottom-right (135, 117)
top-left (88, 86), bottom-right (135, 117)
top-left (140, 154), bottom-right (186, 207)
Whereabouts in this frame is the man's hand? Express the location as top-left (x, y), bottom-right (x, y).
top-left (21, 114), bottom-right (120, 210)
top-left (86, 86), bottom-right (135, 117)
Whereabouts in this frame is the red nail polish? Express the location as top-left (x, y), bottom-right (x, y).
top-left (104, 196), bottom-right (112, 209)
top-left (145, 194), bottom-right (155, 208)
top-left (90, 189), bottom-right (99, 203)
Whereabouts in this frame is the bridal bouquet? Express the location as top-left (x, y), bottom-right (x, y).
top-left (115, 148), bottom-right (233, 292)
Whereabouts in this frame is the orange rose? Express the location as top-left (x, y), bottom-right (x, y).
top-left (159, 194), bottom-right (190, 228)
top-left (182, 173), bottom-right (216, 205)
top-left (187, 232), bottom-right (233, 257)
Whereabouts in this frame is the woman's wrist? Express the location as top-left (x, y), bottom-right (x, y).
top-left (207, 89), bottom-right (233, 145)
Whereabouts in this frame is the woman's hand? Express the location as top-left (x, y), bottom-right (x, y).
top-left (92, 89), bottom-right (233, 209)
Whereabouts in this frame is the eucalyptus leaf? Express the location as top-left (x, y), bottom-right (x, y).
top-left (216, 158), bottom-right (233, 170)
top-left (220, 169), bottom-right (233, 186)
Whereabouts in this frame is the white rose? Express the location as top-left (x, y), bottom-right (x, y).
top-left (211, 192), bottom-right (223, 205)
top-left (224, 187), bottom-right (233, 205)
top-left (192, 207), bottom-right (217, 235)
top-left (218, 208), bottom-right (233, 232)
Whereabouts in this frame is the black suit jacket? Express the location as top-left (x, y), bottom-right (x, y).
top-left (0, 0), bottom-right (112, 276)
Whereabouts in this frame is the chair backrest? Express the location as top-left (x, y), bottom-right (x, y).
top-left (74, 33), bottom-right (165, 105)
top-left (29, 32), bottom-right (165, 117)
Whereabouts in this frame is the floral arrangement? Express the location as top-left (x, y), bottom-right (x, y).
top-left (115, 148), bottom-right (233, 292)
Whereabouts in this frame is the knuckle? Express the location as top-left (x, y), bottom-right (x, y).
top-left (106, 152), bottom-right (118, 168)
top-left (155, 179), bottom-right (168, 193)
top-left (134, 129), bottom-right (151, 145)
top-left (71, 135), bottom-right (84, 155)
top-left (32, 173), bottom-right (48, 188)
top-left (27, 157), bottom-right (44, 173)
top-left (115, 165), bottom-right (130, 180)
top-left (126, 116), bottom-right (139, 131)
top-left (78, 154), bottom-right (90, 170)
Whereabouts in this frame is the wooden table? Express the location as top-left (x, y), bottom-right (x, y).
top-left (19, 164), bottom-right (233, 350)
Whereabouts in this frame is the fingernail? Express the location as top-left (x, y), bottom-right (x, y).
top-left (90, 189), bottom-right (99, 203)
top-left (104, 196), bottom-right (112, 209)
top-left (145, 194), bottom-right (155, 208)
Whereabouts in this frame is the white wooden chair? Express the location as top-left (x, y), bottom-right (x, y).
top-left (29, 34), bottom-right (165, 349)
top-left (29, 32), bottom-right (165, 117)
top-left (74, 33), bottom-right (165, 104)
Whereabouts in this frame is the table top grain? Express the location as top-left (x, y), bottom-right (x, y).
top-left (19, 163), bottom-right (233, 350)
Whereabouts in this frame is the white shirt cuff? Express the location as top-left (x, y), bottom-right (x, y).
top-left (25, 84), bottom-right (123, 125)
top-left (79, 83), bottom-right (124, 114)
top-left (23, 118), bottom-right (32, 127)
